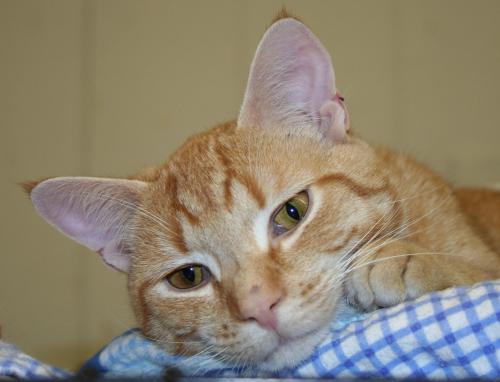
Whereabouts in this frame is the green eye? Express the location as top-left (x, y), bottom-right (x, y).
top-left (272, 191), bottom-right (309, 235)
top-left (167, 265), bottom-right (210, 290)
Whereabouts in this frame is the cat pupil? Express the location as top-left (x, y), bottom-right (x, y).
top-left (286, 202), bottom-right (300, 220)
top-left (182, 267), bottom-right (195, 282)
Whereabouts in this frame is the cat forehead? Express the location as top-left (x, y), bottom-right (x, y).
top-left (138, 127), bottom-right (312, 255)
top-left (147, 122), bottom-right (375, 224)
top-left (162, 122), bottom-right (340, 190)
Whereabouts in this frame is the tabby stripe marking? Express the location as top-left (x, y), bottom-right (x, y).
top-left (215, 143), bottom-right (266, 209)
top-left (316, 173), bottom-right (387, 197)
top-left (215, 144), bottom-right (234, 210)
top-left (168, 174), bottom-right (200, 225)
top-left (164, 173), bottom-right (189, 253)
top-left (324, 227), bottom-right (358, 254)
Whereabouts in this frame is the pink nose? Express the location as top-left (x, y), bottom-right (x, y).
top-left (239, 286), bottom-right (283, 331)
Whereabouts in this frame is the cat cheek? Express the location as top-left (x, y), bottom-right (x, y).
top-left (277, 300), bottom-right (335, 339)
top-left (146, 283), bottom-right (216, 337)
top-left (232, 324), bottom-right (280, 361)
top-left (214, 326), bottom-right (237, 344)
top-left (273, 279), bottom-right (340, 337)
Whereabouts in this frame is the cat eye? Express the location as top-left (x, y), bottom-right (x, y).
top-left (167, 264), bottom-right (211, 290)
top-left (272, 191), bottom-right (309, 235)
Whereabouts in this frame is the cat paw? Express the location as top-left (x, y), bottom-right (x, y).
top-left (344, 240), bottom-right (434, 312)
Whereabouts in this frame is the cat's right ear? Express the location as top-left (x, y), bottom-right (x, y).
top-left (238, 18), bottom-right (349, 143)
top-left (24, 177), bottom-right (148, 273)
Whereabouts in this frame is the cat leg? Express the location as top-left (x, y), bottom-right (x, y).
top-left (344, 239), bottom-right (493, 312)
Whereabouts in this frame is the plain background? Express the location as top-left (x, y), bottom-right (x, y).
top-left (1, 0), bottom-right (499, 370)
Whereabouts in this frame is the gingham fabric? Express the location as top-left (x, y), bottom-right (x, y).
top-left (0, 340), bottom-right (71, 379)
top-left (1, 281), bottom-right (499, 380)
top-left (79, 280), bottom-right (500, 380)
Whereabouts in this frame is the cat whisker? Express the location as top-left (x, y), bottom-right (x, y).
top-left (191, 345), bottom-right (230, 375)
top-left (343, 213), bottom-right (454, 273)
top-left (341, 185), bottom-right (453, 264)
top-left (238, 349), bottom-right (252, 374)
top-left (166, 343), bottom-right (218, 373)
top-left (339, 190), bottom-right (454, 271)
top-left (356, 216), bottom-right (445, 262)
top-left (338, 202), bottom-right (401, 266)
top-left (229, 348), bottom-right (252, 375)
top-left (388, 184), bottom-right (449, 204)
top-left (343, 251), bottom-right (458, 276)
top-left (339, 194), bottom-right (404, 262)
top-left (74, 191), bottom-right (180, 239)
top-left (378, 190), bottom-right (453, 243)
top-left (213, 351), bottom-right (237, 374)
top-left (340, 183), bottom-right (444, 253)
top-left (340, 228), bottom-right (438, 274)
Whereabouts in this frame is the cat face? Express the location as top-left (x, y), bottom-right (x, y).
top-left (27, 17), bottom-right (396, 370)
top-left (127, 126), bottom-right (393, 369)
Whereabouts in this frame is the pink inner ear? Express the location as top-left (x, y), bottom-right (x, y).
top-left (31, 177), bottom-right (147, 272)
top-left (238, 18), bottom-right (349, 142)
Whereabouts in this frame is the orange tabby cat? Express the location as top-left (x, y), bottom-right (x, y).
top-left (24, 16), bottom-right (500, 370)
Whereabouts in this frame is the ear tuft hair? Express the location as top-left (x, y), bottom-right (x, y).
top-left (20, 179), bottom-right (45, 195)
top-left (271, 7), bottom-right (301, 25)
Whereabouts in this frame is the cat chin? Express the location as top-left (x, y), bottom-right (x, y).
top-left (257, 325), bottom-right (330, 371)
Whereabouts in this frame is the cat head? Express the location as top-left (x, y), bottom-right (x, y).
top-left (26, 17), bottom-right (394, 370)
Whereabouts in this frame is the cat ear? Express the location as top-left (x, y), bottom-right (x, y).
top-left (238, 18), bottom-right (349, 143)
top-left (27, 177), bottom-right (147, 272)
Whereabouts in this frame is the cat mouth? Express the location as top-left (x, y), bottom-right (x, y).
top-left (276, 329), bottom-right (307, 346)
top-left (257, 325), bottom-right (329, 370)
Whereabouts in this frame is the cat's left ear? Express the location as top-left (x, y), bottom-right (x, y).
top-left (25, 177), bottom-right (148, 273)
top-left (238, 18), bottom-right (349, 143)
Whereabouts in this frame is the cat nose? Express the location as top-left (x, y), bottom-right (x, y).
top-left (239, 286), bottom-right (283, 331)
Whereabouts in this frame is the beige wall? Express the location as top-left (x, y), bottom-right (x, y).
top-left (1, 0), bottom-right (499, 370)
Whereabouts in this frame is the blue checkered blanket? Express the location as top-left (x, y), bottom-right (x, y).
top-left (2, 280), bottom-right (499, 380)
top-left (0, 341), bottom-right (70, 379)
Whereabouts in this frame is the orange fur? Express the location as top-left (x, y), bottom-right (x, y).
top-left (24, 15), bottom-right (500, 371)
top-left (124, 122), bottom-right (499, 369)
top-left (455, 188), bottom-right (500, 254)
